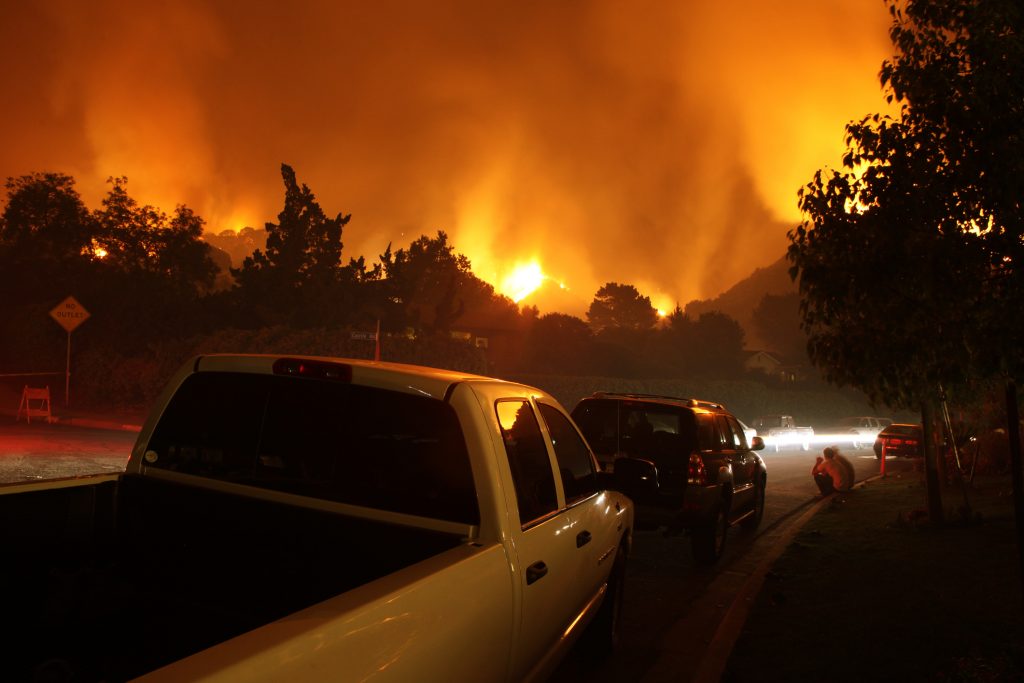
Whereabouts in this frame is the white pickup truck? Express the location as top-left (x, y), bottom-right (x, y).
top-left (751, 414), bottom-right (815, 451)
top-left (4, 355), bottom-right (635, 682)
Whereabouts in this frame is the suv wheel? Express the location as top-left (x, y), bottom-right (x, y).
top-left (692, 500), bottom-right (728, 565)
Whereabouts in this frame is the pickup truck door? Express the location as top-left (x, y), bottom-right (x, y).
top-left (536, 402), bottom-right (623, 608)
top-left (495, 399), bottom-right (589, 683)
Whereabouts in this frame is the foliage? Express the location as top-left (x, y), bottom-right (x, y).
top-left (586, 282), bottom-right (657, 333)
top-left (232, 164), bottom-right (354, 327)
top-left (520, 313), bottom-right (595, 375)
top-left (882, 0), bottom-right (1024, 382)
top-left (0, 172), bottom-right (95, 268)
top-left (789, 0), bottom-right (1023, 411)
top-left (378, 230), bottom-right (519, 335)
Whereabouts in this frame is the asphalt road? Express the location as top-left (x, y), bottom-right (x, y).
top-left (0, 421), bottom-right (135, 484)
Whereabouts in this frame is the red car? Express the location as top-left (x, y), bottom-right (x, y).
top-left (873, 423), bottom-right (922, 459)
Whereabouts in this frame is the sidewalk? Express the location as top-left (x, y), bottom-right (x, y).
top-left (720, 472), bottom-right (1024, 682)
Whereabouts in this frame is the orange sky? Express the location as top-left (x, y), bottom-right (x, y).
top-left (0, 0), bottom-right (894, 315)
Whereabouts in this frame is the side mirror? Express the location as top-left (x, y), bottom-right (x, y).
top-left (750, 436), bottom-right (765, 451)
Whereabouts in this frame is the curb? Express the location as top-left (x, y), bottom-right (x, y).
top-left (59, 417), bottom-right (143, 432)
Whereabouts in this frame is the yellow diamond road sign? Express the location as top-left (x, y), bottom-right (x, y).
top-left (50, 296), bottom-right (90, 333)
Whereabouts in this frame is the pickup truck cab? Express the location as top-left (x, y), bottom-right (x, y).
top-left (570, 392), bottom-right (766, 565)
top-left (4, 355), bottom-right (634, 682)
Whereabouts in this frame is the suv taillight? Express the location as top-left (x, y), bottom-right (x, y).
top-left (687, 453), bottom-right (706, 485)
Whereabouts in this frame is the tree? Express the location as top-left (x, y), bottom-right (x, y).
top-left (521, 313), bottom-right (594, 374)
top-left (233, 164), bottom-right (352, 326)
top-left (790, 0), bottom-right (1024, 535)
top-left (658, 308), bottom-right (746, 379)
top-left (94, 176), bottom-right (163, 274)
top-left (379, 231), bottom-right (473, 333)
top-left (0, 172), bottom-right (101, 371)
top-left (586, 282), bottom-right (657, 333)
top-left (92, 177), bottom-right (217, 299)
top-left (0, 172), bottom-right (96, 268)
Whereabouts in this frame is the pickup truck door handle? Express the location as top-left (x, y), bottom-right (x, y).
top-left (526, 561), bottom-right (548, 585)
top-left (576, 530), bottom-right (592, 548)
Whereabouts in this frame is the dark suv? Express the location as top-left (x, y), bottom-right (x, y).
top-left (571, 392), bottom-right (766, 565)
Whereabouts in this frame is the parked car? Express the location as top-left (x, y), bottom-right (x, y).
top-left (874, 423), bottom-right (923, 458)
top-left (571, 392), bottom-right (766, 565)
top-left (751, 414), bottom-right (814, 451)
top-left (4, 355), bottom-right (637, 682)
top-left (838, 416), bottom-right (892, 449)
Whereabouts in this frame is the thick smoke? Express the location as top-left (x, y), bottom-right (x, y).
top-left (0, 0), bottom-right (892, 314)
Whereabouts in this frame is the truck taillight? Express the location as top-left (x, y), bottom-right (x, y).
top-left (687, 453), bottom-right (706, 485)
top-left (273, 357), bottom-right (352, 382)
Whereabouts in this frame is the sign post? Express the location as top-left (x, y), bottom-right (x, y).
top-left (49, 296), bottom-right (90, 408)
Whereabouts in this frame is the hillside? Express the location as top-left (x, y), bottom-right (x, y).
top-left (684, 255), bottom-right (796, 350)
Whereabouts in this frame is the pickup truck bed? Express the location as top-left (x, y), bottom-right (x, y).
top-left (5, 475), bottom-right (464, 681)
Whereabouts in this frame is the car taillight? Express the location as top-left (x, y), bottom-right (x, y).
top-left (272, 357), bottom-right (352, 382)
top-left (688, 453), bottom-right (706, 486)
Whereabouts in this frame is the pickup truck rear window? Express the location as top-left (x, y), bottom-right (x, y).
top-left (144, 372), bottom-right (480, 525)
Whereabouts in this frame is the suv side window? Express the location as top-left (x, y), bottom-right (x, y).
top-left (715, 415), bottom-right (737, 450)
top-left (726, 416), bottom-right (748, 449)
top-left (496, 400), bottom-right (558, 527)
top-left (697, 413), bottom-right (717, 451)
top-left (538, 403), bottom-right (598, 504)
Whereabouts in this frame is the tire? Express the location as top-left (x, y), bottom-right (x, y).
top-left (692, 500), bottom-right (728, 565)
top-left (741, 477), bottom-right (766, 532)
top-left (583, 544), bottom-right (626, 656)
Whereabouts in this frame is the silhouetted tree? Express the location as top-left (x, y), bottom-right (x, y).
top-left (791, 0), bottom-right (1024, 531)
top-left (0, 173), bottom-right (100, 370)
top-left (586, 282), bottom-right (657, 333)
top-left (0, 172), bottom-right (96, 269)
top-left (379, 231), bottom-right (472, 333)
top-left (521, 313), bottom-right (594, 374)
top-left (659, 309), bottom-right (746, 378)
top-left (233, 164), bottom-right (352, 326)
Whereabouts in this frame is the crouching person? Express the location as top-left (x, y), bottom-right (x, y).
top-left (812, 446), bottom-right (853, 495)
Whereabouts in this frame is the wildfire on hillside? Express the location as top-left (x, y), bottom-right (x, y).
top-left (0, 1), bottom-right (894, 314)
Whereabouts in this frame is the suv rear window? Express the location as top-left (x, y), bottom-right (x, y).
top-left (144, 372), bottom-right (479, 525)
top-left (572, 399), bottom-right (698, 459)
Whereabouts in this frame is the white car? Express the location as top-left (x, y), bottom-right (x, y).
top-left (837, 416), bottom-right (892, 448)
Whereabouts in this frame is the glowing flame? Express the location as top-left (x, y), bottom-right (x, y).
top-left (656, 309), bottom-right (667, 318)
top-left (502, 262), bottom-right (546, 303)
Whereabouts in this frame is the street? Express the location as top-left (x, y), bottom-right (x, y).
top-left (0, 422), bottom-right (135, 485)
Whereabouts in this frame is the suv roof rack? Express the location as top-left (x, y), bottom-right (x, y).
top-left (590, 392), bottom-right (725, 411)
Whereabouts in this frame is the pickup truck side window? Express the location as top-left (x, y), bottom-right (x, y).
top-left (145, 372), bottom-right (480, 525)
top-left (537, 403), bottom-right (597, 504)
top-left (496, 400), bottom-right (558, 527)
